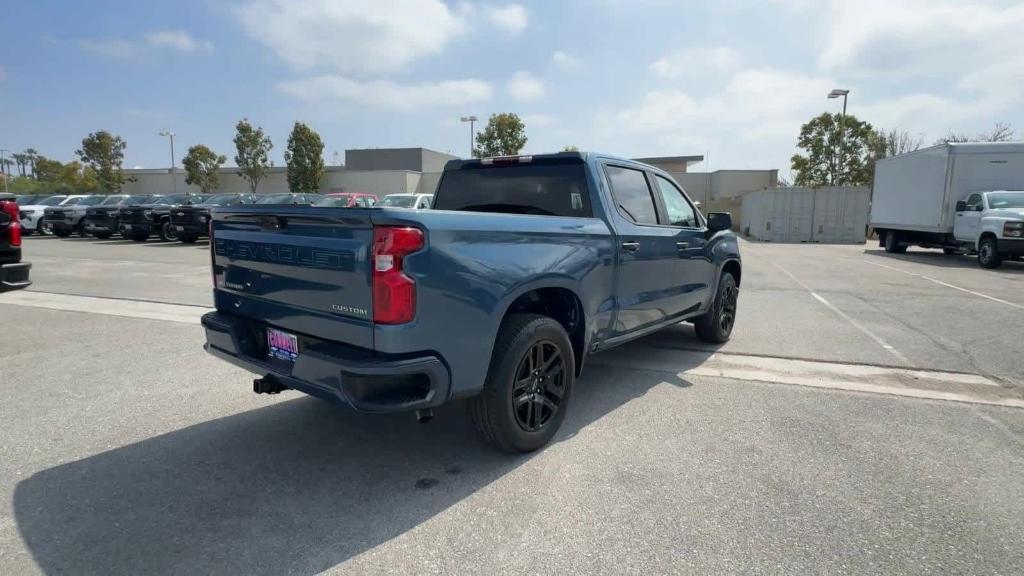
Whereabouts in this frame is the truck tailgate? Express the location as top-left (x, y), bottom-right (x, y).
top-left (211, 207), bottom-right (375, 349)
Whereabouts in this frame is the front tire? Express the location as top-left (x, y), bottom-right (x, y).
top-left (158, 220), bottom-right (178, 242)
top-left (884, 231), bottom-right (906, 254)
top-left (978, 237), bottom-right (1002, 269)
top-left (468, 313), bottom-right (575, 453)
top-left (694, 272), bottom-right (739, 344)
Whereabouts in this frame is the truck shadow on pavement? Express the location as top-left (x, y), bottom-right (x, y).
top-left (13, 340), bottom-right (713, 576)
top-left (863, 247), bottom-right (1024, 272)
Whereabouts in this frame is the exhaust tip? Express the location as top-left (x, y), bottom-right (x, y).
top-left (415, 409), bottom-right (434, 424)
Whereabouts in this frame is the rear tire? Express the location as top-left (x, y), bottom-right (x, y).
top-left (76, 220), bottom-right (88, 237)
top-left (977, 237), bottom-right (1002, 269)
top-left (694, 272), bottom-right (739, 344)
top-left (468, 313), bottom-right (575, 453)
top-left (884, 231), bottom-right (906, 254)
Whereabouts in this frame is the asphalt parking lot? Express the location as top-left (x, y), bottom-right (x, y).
top-left (2, 235), bottom-right (1023, 575)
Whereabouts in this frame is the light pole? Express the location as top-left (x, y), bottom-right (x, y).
top-left (0, 149), bottom-right (10, 194)
top-left (158, 131), bottom-right (178, 196)
top-left (460, 115), bottom-right (478, 158)
top-left (827, 89), bottom-right (849, 185)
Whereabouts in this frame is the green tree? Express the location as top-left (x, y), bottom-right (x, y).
top-left (27, 157), bottom-right (99, 194)
top-left (934, 122), bottom-right (1015, 145)
top-left (11, 153), bottom-right (29, 177)
top-left (284, 122), bottom-right (325, 193)
top-left (233, 119), bottom-right (273, 193)
top-left (473, 113), bottom-right (528, 158)
top-left (76, 130), bottom-right (128, 192)
top-left (790, 112), bottom-right (877, 187)
top-left (24, 148), bottom-right (40, 177)
top-left (0, 158), bottom-right (12, 178)
top-left (182, 144), bottom-right (227, 194)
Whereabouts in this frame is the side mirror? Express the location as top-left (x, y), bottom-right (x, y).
top-left (955, 200), bottom-right (967, 212)
top-left (707, 212), bottom-right (732, 232)
top-left (975, 204), bottom-right (984, 212)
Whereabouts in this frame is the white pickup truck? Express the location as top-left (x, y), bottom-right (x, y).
top-left (952, 190), bottom-right (1024, 268)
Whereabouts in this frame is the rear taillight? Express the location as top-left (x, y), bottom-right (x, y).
top-left (1, 201), bottom-right (22, 247)
top-left (372, 226), bottom-right (424, 324)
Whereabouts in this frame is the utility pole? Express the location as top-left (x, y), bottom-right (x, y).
top-left (159, 131), bottom-right (178, 196)
top-left (827, 89), bottom-right (850, 185)
top-left (460, 115), bottom-right (478, 158)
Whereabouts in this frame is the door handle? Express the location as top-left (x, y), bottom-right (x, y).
top-left (676, 241), bottom-right (689, 249)
top-left (621, 241), bottom-right (640, 253)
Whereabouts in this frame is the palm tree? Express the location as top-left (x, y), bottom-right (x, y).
top-left (24, 148), bottom-right (40, 178)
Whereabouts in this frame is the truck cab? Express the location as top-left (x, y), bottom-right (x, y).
top-left (953, 190), bottom-right (1024, 268)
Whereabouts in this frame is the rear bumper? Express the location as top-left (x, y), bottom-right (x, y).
top-left (201, 311), bottom-right (451, 413)
top-left (997, 238), bottom-right (1024, 256)
top-left (0, 261), bottom-right (31, 292)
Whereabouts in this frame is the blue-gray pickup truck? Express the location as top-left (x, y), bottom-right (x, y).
top-left (202, 152), bottom-right (741, 452)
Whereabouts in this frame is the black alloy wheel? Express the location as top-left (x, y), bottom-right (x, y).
top-left (511, 340), bottom-right (566, 432)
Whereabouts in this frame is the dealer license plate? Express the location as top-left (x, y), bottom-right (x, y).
top-left (267, 327), bottom-right (299, 362)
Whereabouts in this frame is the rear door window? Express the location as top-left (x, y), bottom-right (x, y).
top-left (605, 165), bottom-right (658, 225)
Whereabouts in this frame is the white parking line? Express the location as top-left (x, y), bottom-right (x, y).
top-left (0, 291), bottom-right (211, 324)
top-left (769, 260), bottom-right (911, 364)
top-left (860, 259), bottom-right (1024, 310)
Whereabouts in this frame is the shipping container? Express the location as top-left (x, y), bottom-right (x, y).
top-left (741, 186), bottom-right (869, 244)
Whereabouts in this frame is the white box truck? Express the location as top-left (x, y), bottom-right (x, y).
top-left (870, 142), bottom-right (1024, 268)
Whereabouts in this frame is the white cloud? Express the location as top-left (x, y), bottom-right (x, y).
top-left (551, 50), bottom-right (580, 71)
top-left (649, 46), bottom-right (740, 80)
top-left (506, 71), bottom-right (544, 102)
top-left (277, 75), bottom-right (492, 111)
top-left (485, 4), bottom-right (528, 35)
top-left (145, 30), bottom-right (213, 52)
top-left (78, 39), bottom-right (137, 59)
top-left (234, 0), bottom-right (466, 74)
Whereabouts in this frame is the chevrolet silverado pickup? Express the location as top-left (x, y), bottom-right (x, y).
top-left (202, 152), bottom-right (741, 452)
top-left (120, 194), bottom-right (208, 242)
top-left (1, 194), bottom-right (31, 292)
top-left (169, 193), bottom-right (257, 243)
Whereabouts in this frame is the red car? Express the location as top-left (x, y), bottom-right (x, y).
top-left (313, 192), bottom-right (379, 208)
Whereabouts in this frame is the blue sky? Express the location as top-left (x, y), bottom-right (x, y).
top-left (2, 0), bottom-right (1022, 175)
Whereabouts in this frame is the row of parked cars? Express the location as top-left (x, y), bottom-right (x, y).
top-left (11, 191), bottom-right (435, 243)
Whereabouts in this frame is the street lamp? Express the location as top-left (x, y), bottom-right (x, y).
top-left (158, 131), bottom-right (178, 196)
top-left (827, 89), bottom-right (850, 185)
top-left (460, 115), bottom-right (478, 158)
top-left (0, 149), bottom-right (10, 194)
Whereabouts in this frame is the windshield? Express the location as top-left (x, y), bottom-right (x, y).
top-left (100, 196), bottom-right (127, 205)
top-left (988, 192), bottom-right (1024, 209)
top-left (256, 194), bottom-right (293, 204)
top-left (379, 195), bottom-right (417, 208)
top-left (77, 196), bottom-right (105, 206)
top-left (201, 194), bottom-right (240, 205)
top-left (15, 195), bottom-right (39, 205)
top-left (125, 195), bottom-right (152, 204)
top-left (312, 196), bottom-right (352, 207)
top-left (37, 196), bottom-right (66, 206)
top-left (434, 162), bottom-right (593, 217)
top-left (61, 197), bottom-right (85, 206)
top-left (152, 194), bottom-right (189, 205)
